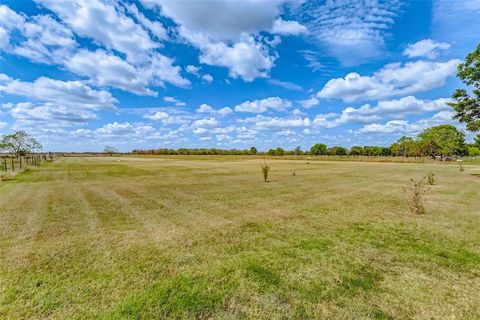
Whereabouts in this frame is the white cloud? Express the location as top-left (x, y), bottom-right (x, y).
top-left (0, 73), bottom-right (116, 110)
top-left (186, 65), bottom-right (200, 76)
top-left (202, 74), bottom-right (213, 82)
top-left (312, 96), bottom-right (451, 129)
top-left (234, 97), bottom-right (291, 113)
top-left (181, 29), bottom-right (276, 81)
top-left (271, 18), bottom-right (308, 36)
top-left (299, 97), bottom-right (319, 108)
top-left (317, 59), bottom-right (461, 102)
top-left (193, 117), bottom-right (218, 127)
top-left (164, 96), bottom-right (186, 106)
top-left (403, 39), bottom-right (450, 59)
top-left (268, 79), bottom-right (303, 91)
top-left (66, 50), bottom-right (188, 95)
top-left (358, 110), bottom-right (457, 134)
top-left (298, 0), bottom-right (402, 64)
top-left (124, 3), bottom-right (167, 41)
top-left (196, 104), bottom-right (233, 116)
top-left (67, 49), bottom-right (154, 96)
top-left (35, 0), bottom-right (157, 63)
top-left (0, 5), bottom-right (77, 64)
top-left (143, 0), bottom-right (286, 41)
top-left (5, 101), bottom-right (97, 128)
top-left (238, 114), bottom-right (310, 129)
top-left (74, 122), bottom-right (161, 141)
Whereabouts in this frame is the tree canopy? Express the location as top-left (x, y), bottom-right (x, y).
top-left (448, 44), bottom-right (480, 132)
top-left (310, 143), bottom-right (327, 156)
top-left (417, 125), bottom-right (466, 158)
top-left (0, 130), bottom-right (42, 156)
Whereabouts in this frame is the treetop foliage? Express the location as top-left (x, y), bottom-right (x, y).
top-left (449, 44), bottom-right (480, 132)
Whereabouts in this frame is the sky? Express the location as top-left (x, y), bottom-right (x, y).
top-left (0, 0), bottom-right (479, 152)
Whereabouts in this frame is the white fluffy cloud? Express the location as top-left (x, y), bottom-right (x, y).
top-left (0, 73), bottom-right (116, 110)
top-left (358, 111), bottom-right (456, 134)
top-left (234, 97), bottom-right (291, 113)
top-left (299, 97), bottom-right (319, 108)
top-left (270, 18), bottom-right (308, 36)
top-left (181, 29), bottom-right (276, 81)
top-left (196, 104), bottom-right (233, 116)
top-left (0, 5), bottom-right (77, 64)
top-left (74, 122), bottom-right (162, 141)
top-left (34, 0), bottom-right (158, 63)
top-left (403, 39), bottom-right (450, 59)
top-left (143, 0), bottom-right (286, 41)
top-left (312, 96), bottom-right (451, 128)
top-left (164, 96), bottom-right (186, 106)
top-left (317, 59), bottom-right (461, 102)
top-left (66, 50), bottom-right (188, 95)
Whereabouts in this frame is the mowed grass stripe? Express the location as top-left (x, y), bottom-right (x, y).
top-left (0, 157), bottom-right (479, 319)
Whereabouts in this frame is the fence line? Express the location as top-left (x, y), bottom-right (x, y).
top-left (0, 153), bottom-right (60, 173)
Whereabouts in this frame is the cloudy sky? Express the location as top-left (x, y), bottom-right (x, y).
top-left (0, 0), bottom-right (479, 151)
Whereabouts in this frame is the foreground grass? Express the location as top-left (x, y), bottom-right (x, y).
top-left (0, 157), bottom-right (479, 319)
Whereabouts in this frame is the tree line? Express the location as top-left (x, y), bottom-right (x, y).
top-left (130, 124), bottom-right (480, 158)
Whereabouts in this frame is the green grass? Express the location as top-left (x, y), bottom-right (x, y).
top-left (1, 157), bottom-right (479, 319)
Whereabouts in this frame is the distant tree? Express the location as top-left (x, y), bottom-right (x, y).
top-left (468, 146), bottom-right (480, 156)
top-left (274, 147), bottom-right (285, 156)
top-left (327, 146), bottom-right (347, 155)
top-left (0, 130), bottom-right (42, 157)
top-left (475, 135), bottom-right (480, 148)
top-left (294, 146), bottom-right (302, 156)
top-left (249, 146), bottom-right (257, 155)
top-left (310, 143), bottom-right (327, 156)
top-left (349, 146), bottom-right (363, 156)
top-left (104, 146), bottom-right (119, 156)
top-left (418, 125), bottom-right (466, 159)
top-left (390, 136), bottom-right (418, 157)
top-left (448, 44), bottom-right (480, 132)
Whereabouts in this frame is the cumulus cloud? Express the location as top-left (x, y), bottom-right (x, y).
top-left (238, 114), bottom-right (310, 129)
top-left (66, 49), bottom-right (188, 95)
top-left (312, 96), bottom-right (451, 129)
top-left (164, 96), bottom-right (186, 106)
top-left (196, 104), bottom-right (233, 116)
top-left (299, 97), bottom-right (319, 108)
top-left (403, 39), bottom-right (450, 59)
top-left (0, 5), bottom-right (77, 64)
top-left (143, 0), bottom-right (286, 41)
top-left (34, 0), bottom-right (157, 63)
top-left (0, 73), bottom-right (116, 110)
top-left (74, 122), bottom-right (161, 141)
top-left (317, 59), bottom-right (461, 102)
top-left (357, 110), bottom-right (457, 134)
top-left (271, 18), bottom-right (308, 36)
top-left (143, 0), bottom-right (305, 81)
top-left (234, 97), bottom-right (291, 113)
top-left (181, 28), bottom-right (276, 81)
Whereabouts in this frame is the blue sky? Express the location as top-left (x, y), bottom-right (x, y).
top-left (0, 0), bottom-right (479, 152)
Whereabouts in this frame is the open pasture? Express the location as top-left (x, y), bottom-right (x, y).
top-left (1, 157), bottom-right (479, 319)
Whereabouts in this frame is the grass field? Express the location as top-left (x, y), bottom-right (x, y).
top-left (1, 157), bottom-right (479, 319)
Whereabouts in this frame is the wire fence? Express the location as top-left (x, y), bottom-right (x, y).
top-left (0, 153), bottom-right (59, 173)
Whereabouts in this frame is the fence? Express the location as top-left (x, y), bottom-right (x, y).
top-left (0, 153), bottom-right (59, 173)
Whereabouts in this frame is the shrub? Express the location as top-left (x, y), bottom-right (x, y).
top-left (407, 177), bottom-right (426, 215)
top-left (459, 161), bottom-right (464, 171)
top-left (260, 162), bottom-right (270, 182)
top-left (427, 171), bottom-right (435, 185)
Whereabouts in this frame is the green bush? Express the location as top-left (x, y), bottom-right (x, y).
top-left (260, 162), bottom-right (270, 182)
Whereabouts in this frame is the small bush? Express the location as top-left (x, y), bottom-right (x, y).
top-left (459, 161), bottom-right (464, 171)
top-left (427, 171), bottom-right (435, 185)
top-left (407, 177), bottom-right (426, 215)
top-left (260, 162), bottom-right (270, 182)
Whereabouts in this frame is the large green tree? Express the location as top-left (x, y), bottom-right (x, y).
top-left (0, 130), bottom-right (42, 157)
top-left (417, 125), bottom-right (466, 158)
top-left (310, 143), bottom-right (327, 156)
top-left (448, 44), bottom-right (480, 132)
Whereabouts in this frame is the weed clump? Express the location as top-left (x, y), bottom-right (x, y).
top-left (260, 162), bottom-right (270, 182)
top-left (407, 177), bottom-right (427, 215)
top-left (427, 171), bottom-right (435, 185)
top-left (459, 161), bottom-right (464, 171)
